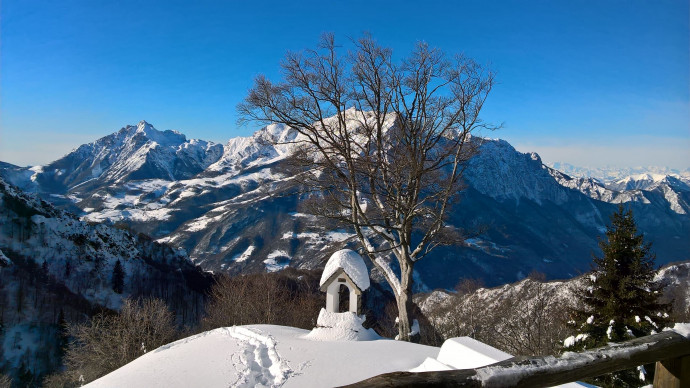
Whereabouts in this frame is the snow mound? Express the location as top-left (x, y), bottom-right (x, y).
top-left (85, 326), bottom-right (292, 388)
top-left (410, 336), bottom-right (594, 387)
top-left (437, 337), bottom-right (512, 369)
top-left (669, 322), bottom-right (690, 338)
top-left (409, 357), bottom-right (454, 372)
top-left (320, 249), bottom-right (370, 291)
top-left (305, 309), bottom-right (380, 341)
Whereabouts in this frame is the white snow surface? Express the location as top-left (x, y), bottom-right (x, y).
top-left (437, 337), bottom-right (512, 369)
top-left (319, 249), bottom-right (370, 291)
top-left (232, 246), bottom-right (256, 263)
top-left (264, 250), bottom-right (291, 272)
top-left (306, 309), bottom-right (380, 341)
top-left (85, 324), bottom-right (438, 388)
top-left (410, 336), bottom-right (589, 387)
top-left (668, 322), bottom-right (690, 338)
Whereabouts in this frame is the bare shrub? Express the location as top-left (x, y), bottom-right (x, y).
top-left (42, 373), bottom-right (72, 388)
top-left (485, 280), bottom-right (573, 356)
top-left (202, 269), bottom-right (322, 331)
top-left (59, 298), bottom-right (178, 385)
top-left (422, 277), bottom-right (575, 357)
top-left (0, 374), bottom-right (11, 388)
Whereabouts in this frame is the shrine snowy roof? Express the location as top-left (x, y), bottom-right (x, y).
top-left (319, 249), bottom-right (370, 291)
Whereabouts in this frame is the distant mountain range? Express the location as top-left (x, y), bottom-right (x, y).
top-left (549, 162), bottom-right (690, 184)
top-left (1, 120), bottom-right (688, 290)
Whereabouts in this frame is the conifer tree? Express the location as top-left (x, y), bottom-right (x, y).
top-left (564, 205), bottom-right (670, 387)
top-left (111, 260), bottom-right (125, 294)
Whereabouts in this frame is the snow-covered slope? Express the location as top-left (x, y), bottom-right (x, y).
top-left (465, 140), bottom-right (571, 205)
top-left (86, 324), bottom-right (438, 388)
top-left (207, 123), bottom-right (299, 172)
top-left (0, 176), bottom-right (208, 310)
top-left (0, 177), bottom-right (212, 379)
top-left (85, 324), bottom-right (590, 388)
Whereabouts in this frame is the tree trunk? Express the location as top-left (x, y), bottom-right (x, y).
top-left (396, 293), bottom-right (412, 341)
top-left (396, 263), bottom-right (415, 341)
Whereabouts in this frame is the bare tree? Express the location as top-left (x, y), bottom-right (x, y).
top-left (423, 277), bottom-right (575, 357)
top-left (239, 33), bottom-right (496, 341)
top-left (202, 271), bottom-right (322, 330)
top-left (59, 298), bottom-right (178, 385)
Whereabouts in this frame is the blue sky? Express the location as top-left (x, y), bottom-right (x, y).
top-left (1, 0), bottom-right (688, 169)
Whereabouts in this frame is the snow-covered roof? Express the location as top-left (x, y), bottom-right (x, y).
top-left (319, 249), bottom-right (370, 291)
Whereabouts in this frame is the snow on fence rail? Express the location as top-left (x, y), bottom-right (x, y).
top-left (343, 328), bottom-right (690, 388)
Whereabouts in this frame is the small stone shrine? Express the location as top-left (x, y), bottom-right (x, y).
top-left (319, 249), bottom-right (370, 314)
top-left (306, 249), bottom-right (378, 341)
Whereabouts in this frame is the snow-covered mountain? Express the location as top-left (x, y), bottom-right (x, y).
top-left (0, 177), bottom-right (212, 379)
top-left (1, 121), bottom-right (689, 290)
top-left (549, 162), bottom-right (690, 183)
top-left (3, 121), bottom-right (224, 195)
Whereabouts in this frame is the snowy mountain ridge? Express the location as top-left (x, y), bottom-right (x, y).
top-left (418, 261), bottom-right (690, 314)
top-left (6, 121), bottom-right (224, 194)
top-left (549, 162), bottom-right (690, 184)
top-left (1, 119), bottom-right (688, 289)
top-left (208, 123), bottom-right (299, 172)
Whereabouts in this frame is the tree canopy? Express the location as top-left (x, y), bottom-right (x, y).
top-left (239, 33), bottom-right (497, 340)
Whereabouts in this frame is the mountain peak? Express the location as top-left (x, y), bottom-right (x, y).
top-left (134, 120), bottom-right (159, 137)
top-left (127, 121), bottom-right (187, 146)
top-left (136, 120), bottom-right (153, 132)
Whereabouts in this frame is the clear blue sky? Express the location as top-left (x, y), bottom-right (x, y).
top-left (1, 0), bottom-right (688, 169)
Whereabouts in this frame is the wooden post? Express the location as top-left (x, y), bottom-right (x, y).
top-left (653, 355), bottom-right (690, 388)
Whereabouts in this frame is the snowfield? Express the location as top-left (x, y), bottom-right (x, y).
top-left (84, 325), bottom-right (439, 388)
top-left (85, 324), bottom-right (597, 388)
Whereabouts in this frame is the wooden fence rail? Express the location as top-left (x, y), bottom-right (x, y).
top-left (343, 330), bottom-right (690, 388)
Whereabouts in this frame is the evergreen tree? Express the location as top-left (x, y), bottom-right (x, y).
top-left (64, 260), bottom-right (72, 278)
top-left (564, 205), bottom-right (671, 387)
top-left (16, 361), bottom-right (34, 387)
top-left (111, 260), bottom-right (125, 294)
top-left (40, 260), bottom-right (49, 283)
